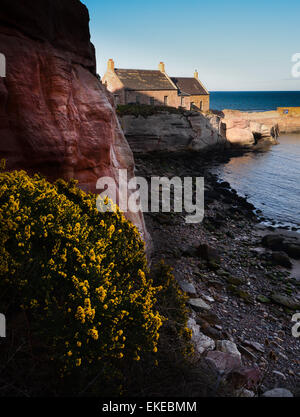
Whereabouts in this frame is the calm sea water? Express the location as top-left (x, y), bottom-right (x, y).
top-left (210, 91), bottom-right (300, 230)
top-left (214, 134), bottom-right (300, 230)
top-left (210, 91), bottom-right (300, 111)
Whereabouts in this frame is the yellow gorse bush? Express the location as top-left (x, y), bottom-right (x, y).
top-left (0, 170), bottom-right (163, 376)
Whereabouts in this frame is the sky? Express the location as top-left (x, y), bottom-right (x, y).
top-left (82, 0), bottom-right (300, 91)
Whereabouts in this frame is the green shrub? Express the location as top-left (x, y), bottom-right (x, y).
top-left (116, 103), bottom-right (185, 118)
top-left (121, 261), bottom-right (195, 396)
top-left (0, 170), bottom-right (164, 393)
top-left (152, 261), bottom-right (193, 357)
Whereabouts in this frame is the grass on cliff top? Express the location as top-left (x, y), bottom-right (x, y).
top-left (116, 103), bottom-right (186, 118)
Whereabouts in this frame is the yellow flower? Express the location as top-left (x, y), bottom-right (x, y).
top-left (88, 328), bottom-right (99, 340)
top-left (75, 358), bottom-right (82, 367)
top-left (30, 299), bottom-right (38, 308)
top-left (75, 306), bottom-right (86, 324)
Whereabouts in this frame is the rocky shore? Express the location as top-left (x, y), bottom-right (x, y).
top-left (135, 150), bottom-right (300, 397)
top-left (119, 106), bottom-right (280, 154)
top-left (222, 109), bottom-right (300, 136)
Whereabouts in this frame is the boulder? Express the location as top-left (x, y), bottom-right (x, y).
top-left (237, 389), bottom-right (255, 397)
top-left (284, 243), bottom-right (300, 260)
top-left (250, 121), bottom-right (272, 140)
top-left (198, 244), bottom-right (221, 263)
top-left (262, 388), bottom-right (293, 398)
top-left (178, 281), bottom-right (197, 296)
top-left (205, 351), bottom-right (242, 373)
top-left (271, 293), bottom-right (300, 310)
top-left (271, 252), bottom-right (292, 268)
top-left (256, 295), bottom-right (271, 304)
top-left (187, 318), bottom-right (215, 354)
top-left (262, 233), bottom-right (300, 261)
top-left (188, 298), bottom-right (211, 311)
top-left (198, 311), bottom-right (221, 326)
top-left (226, 127), bottom-right (255, 147)
top-left (262, 234), bottom-right (285, 251)
top-left (242, 340), bottom-right (265, 353)
top-left (228, 367), bottom-right (262, 390)
top-left (200, 325), bottom-right (222, 340)
top-left (216, 340), bottom-right (241, 360)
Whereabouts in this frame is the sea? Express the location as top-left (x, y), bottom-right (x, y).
top-left (210, 91), bottom-right (300, 112)
top-left (210, 91), bottom-right (300, 231)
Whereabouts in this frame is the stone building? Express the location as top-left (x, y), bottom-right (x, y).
top-left (102, 59), bottom-right (209, 111)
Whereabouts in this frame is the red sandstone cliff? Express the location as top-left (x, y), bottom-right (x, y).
top-left (0, 0), bottom-right (148, 243)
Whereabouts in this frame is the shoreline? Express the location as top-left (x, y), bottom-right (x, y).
top-left (211, 134), bottom-right (300, 234)
top-left (135, 150), bottom-right (300, 395)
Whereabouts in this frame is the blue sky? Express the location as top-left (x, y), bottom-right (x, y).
top-left (82, 0), bottom-right (300, 91)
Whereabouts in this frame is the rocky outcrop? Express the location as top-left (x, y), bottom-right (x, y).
top-left (224, 109), bottom-right (300, 134)
top-left (120, 107), bottom-right (282, 153)
top-left (0, 0), bottom-right (148, 243)
top-left (221, 110), bottom-right (279, 146)
top-left (119, 111), bottom-right (228, 153)
top-left (221, 108), bottom-right (300, 145)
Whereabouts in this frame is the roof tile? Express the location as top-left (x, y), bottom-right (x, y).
top-left (115, 69), bottom-right (176, 90)
top-left (171, 77), bottom-right (208, 96)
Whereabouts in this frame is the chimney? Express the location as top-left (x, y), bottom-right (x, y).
top-left (194, 69), bottom-right (199, 79)
top-left (158, 61), bottom-right (165, 72)
top-left (107, 58), bottom-right (115, 72)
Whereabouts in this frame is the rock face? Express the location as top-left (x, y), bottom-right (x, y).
top-left (120, 108), bottom-right (280, 153)
top-left (120, 112), bottom-right (228, 153)
top-left (222, 111), bottom-right (278, 147)
top-left (223, 109), bottom-right (300, 134)
top-left (0, 0), bottom-right (148, 243)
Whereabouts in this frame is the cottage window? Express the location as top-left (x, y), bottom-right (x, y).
top-left (200, 101), bottom-right (203, 111)
top-left (150, 97), bottom-right (155, 106)
top-left (180, 96), bottom-right (184, 107)
top-left (190, 102), bottom-right (194, 110)
top-left (164, 96), bottom-right (168, 106)
top-left (136, 95), bottom-right (140, 104)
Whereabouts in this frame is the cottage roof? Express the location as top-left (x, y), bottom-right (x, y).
top-left (171, 77), bottom-right (209, 96)
top-left (115, 69), bottom-right (176, 91)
